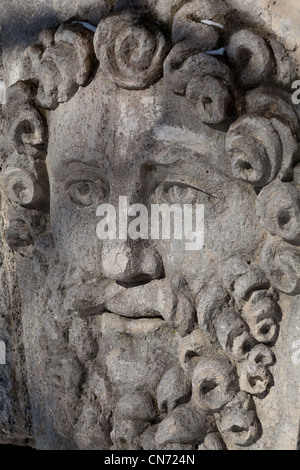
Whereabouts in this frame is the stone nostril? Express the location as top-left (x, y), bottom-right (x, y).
top-left (140, 246), bottom-right (164, 280)
top-left (117, 253), bottom-right (165, 288)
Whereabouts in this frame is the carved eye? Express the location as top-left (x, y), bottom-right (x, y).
top-left (66, 180), bottom-right (108, 207)
top-left (154, 183), bottom-right (212, 205)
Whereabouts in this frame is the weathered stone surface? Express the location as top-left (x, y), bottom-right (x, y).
top-left (0, 0), bottom-right (300, 451)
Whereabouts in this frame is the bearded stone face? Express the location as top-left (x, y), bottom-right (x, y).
top-left (1, 1), bottom-right (300, 451)
top-left (47, 68), bottom-right (264, 287)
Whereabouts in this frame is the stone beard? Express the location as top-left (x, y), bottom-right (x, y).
top-left (0, 0), bottom-right (300, 450)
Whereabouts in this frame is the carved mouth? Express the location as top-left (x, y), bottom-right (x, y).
top-left (65, 276), bottom-right (196, 336)
top-left (67, 278), bottom-right (163, 319)
top-left (116, 274), bottom-right (157, 289)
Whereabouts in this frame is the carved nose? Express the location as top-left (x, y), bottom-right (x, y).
top-left (101, 241), bottom-right (164, 285)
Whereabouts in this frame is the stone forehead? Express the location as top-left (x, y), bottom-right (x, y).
top-left (47, 71), bottom-right (231, 175)
top-left (48, 72), bottom-right (164, 154)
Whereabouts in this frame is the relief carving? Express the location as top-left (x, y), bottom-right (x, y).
top-left (0, 0), bottom-right (299, 451)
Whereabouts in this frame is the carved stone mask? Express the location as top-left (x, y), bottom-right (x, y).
top-left (0, 0), bottom-right (300, 451)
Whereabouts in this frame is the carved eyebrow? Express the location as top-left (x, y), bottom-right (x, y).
top-left (63, 146), bottom-right (111, 171)
top-left (152, 125), bottom-right (232, 193)
top-left (163, 180), bottom-right (222, 199)
top-left (152, 124), bottom-right (230, 171)
top-left (51, 148), bottom-right (110, 183)
top-left (66, 159), bottom-right (102, 169)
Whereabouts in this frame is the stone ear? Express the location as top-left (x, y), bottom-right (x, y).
top-left (24, 23), bottom-right (96, 110)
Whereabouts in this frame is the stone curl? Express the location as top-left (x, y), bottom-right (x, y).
top-left (172, 0), bottom-right (229, 49)
top-left (156, 365), bottom-right (192, 413)
top-left (191, 355), bottom-right (239, 412)
top-left (238, 344), bottom-right (275, 398)
top-left (4, 82), bottom-right (47, 157)
top-left (1, 166), bottom-right (44, 207)
top-left (226, 28), bottom-right (275, 87)
top-left (94, 11), bottom-right (169, 90)
top-left (214, 309), bottom-right (255, 362)
top-left (164, 51), bottom-right (237, 124)
top-left (256, 181), bottom-right (300, 245)
top-left (226, 86), bottom-right (299, 188)
top-left (155, 402), bottom-right (213, 447)
top-left (226, 115), bottom-right (284, 187)
top-left (261, 235), bottom-right (300, 295)
top-left (242, 291), bottom-right (281, 345)
top-left (215, 392), bottom-right (261, 447)
top-left (25, 23), bottom-right (95, 109)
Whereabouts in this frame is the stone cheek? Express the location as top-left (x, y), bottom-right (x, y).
top-left (0, 0), bottom-right (300, 451)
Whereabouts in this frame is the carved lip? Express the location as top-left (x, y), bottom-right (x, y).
top-left (65, 277), bottom-right (165, 320)
top-left (72, 301), bottom-right (163, 321)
